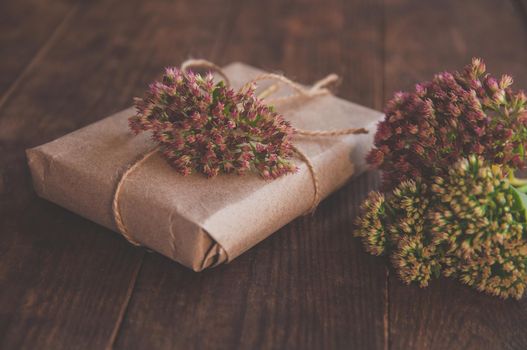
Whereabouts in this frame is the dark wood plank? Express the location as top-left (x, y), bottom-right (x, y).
top-left (113, 0), bottom-right (387, 349)
top-left (384, 1), bottom-right (527, 349)
top-left (514, 0), bottom-right (527, 27)
top-left (0, 0), bottom-right (77, 101)
top-left (0, 0), bottom-right (235, 348)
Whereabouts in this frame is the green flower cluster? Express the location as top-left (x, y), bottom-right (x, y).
top-left (389, 181), bottom-right (440, 288)
top-left (355, 156), bottom-right (527, 299)
top-left (354, 191), bottom-right (387, 256)
top-left (431, 156), bottom-right (527, 299)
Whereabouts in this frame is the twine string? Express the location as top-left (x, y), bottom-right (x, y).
top-left (240, 72), bottom-right (367, 136)
top-left (112, 147), bottom-right (159, 245)
top-left (180, 59), bottom-right (231, 87)
top-left (291, 145), bottom-right (320, 214)
top-left (112, 59), bottom-right (367, 245)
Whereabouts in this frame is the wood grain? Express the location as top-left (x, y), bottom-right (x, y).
top-left (514, 0), bottom-right (527, 27)
top-left (113, 0), bottom-right (387, 349)
top-left (384, 1), bottom-right (527, 349)
top-left (0, 0), bottom-right (77, 101)
top-left (0, 0), bottom-right (234, 348)
top-left (115, 175), bottom-right (386, 350)
top-left (2, 0), bottom-right (527, 349)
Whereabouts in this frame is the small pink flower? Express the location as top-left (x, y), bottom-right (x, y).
top-left (368, 58), bottom-right (527, 190)
top-left (129, 67), bottom-right (297, 179)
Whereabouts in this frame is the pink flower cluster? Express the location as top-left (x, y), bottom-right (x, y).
top-left (129, 68), bottom-right (297, 179)
top-left (367, 58), bottom-right (527, 190)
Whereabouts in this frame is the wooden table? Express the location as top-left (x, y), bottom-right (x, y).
top-left (2, 0), bottom-right (527, 349)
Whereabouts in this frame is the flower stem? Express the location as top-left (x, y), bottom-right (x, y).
top-left (509, 173), bottom-right (527, 188)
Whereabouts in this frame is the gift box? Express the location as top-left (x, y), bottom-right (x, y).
top-left (26, 62), bottom-right (383, 271)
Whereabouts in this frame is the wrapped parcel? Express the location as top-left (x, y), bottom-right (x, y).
top-left (26, 62), bottom-right (384, 271)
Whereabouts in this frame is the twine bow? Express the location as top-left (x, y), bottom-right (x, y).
top-left (113, 59), bottom-right (367, 246)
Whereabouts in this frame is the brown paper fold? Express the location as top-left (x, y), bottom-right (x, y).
top-left (26, 62), bottom-right (384, 271)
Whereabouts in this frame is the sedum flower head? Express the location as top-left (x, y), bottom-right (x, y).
top-left (355, 180), bottom-right (440, 287)
top-left (354, 191), bottom-right (388, 256)
top-left (430, 155), bottom-right (527, 299)
top-left (130, 67), bottom-right (297, 179)
top-left (355, 156), bottom-right (527, 298)
top-left (367, 58), bottom-right (527, 190)
top-left (389, 181), bottom-right (441, 287)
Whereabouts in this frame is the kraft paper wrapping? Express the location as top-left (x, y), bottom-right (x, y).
top-left (26, 62), bottom-right (384, 271)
